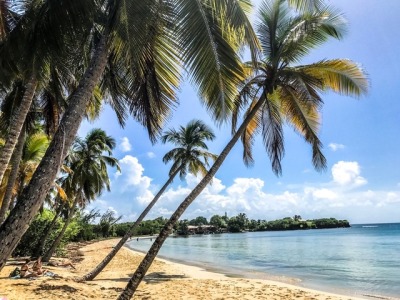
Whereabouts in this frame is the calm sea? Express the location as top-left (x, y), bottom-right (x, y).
top-left (127, 223), bottom-right (400, 299)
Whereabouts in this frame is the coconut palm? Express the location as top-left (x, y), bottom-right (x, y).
top-left (0, 0), bottom-right (258, 270)
top-left (81, 119), bottom-right (216, 281)
top-left (117, 1), bottom-right (368, 297)
top-left (0, 131), bottom-right (49, 223)
top-left (0, 0), bottom-right (96, 185)
top-left (42, 128), bottom-right (120, 262)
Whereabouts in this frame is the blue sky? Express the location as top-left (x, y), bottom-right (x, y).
top-left (79, 0), bottom-right (400, 224)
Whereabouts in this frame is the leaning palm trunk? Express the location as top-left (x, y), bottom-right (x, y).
top-left (0, 78), bottom-right (36, 184)
top-left (117, 96), bottom-right (266, 299)
top-left (82, 167), bottom-right (181, 281)
top-left (0, 33), bottom-right (109, 270)
top-left (33, 202), bottom-right (65, 258)
top-left (0, 130), bottom-right (26, 225)
top-left (42, 197), bottom-right (79, 262)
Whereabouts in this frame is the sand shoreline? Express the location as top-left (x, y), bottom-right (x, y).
top-left (125, 242), bottom-right (304, 284)
top-left (124, 242), bottom-right (370, 300)
top-left (0, 238), bottom-right (385, 299)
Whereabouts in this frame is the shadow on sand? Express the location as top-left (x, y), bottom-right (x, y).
top-left (143, 272), bottom-right (188, 284)
top-left (35, 283), bottom-right (78, 293)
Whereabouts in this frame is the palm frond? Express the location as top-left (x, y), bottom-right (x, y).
top-left (287, 0), bottom-right (324, 12)
top-left (112, 0), bottom-right (180, 142)
top-left (241, 98), bottom-right (262, 166)
top-left (176, 0), bottom-right (245, 121)
top-left (257, 0), bottom-right (292, 62)
top-left (209, 0), bottom-right (261, 63)
top-left (260, 91), bottom-right (285, 175)
top-left (278, 5), bottom-right (347, 63)
top-left (278, 85), bottom-right (326, 170)
top-left (296, 59), bottom-right (368, 97)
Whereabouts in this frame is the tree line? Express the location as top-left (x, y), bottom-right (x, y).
top-left (0, 0), bottom-right (367, 298)
top-left (171, 214), bottom-right (350, 235)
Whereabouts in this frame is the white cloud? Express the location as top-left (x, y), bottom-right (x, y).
top-left (119, 137), bottom-right (132, 152)
top-left (107, 206), bottom-right (118, 215)
top-left (114, 155), bottom-right (154, 206)
top-left (328, 143), bottom-right (345, 151)
top-left (381, 192), bottom-right (400, 205)
top-left (89, 157), bottom-right (399, 224)
top-left (157, 207), bottom-right (175, 216)
top-left (311, 188), bottom-right (338, 200)
top-left (147, 152), bottom-right (156, 158)
top-left (331, 161), bottom-right (367, 187)
top-left (118, 155), bottom-right (149, 186)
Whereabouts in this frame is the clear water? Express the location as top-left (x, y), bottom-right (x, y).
top-left (127, 223), bottom-right (400, 299)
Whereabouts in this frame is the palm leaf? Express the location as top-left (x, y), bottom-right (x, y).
top-left (296, 59), bottom-right (368, 96)
top-left (278, 85), bottom-right (326, 170)
top-left (260, 91), bottom-right (285, 175)
top-left (278, 5), bottom-right (346, 63)
top-left (175, 0), bottom-right (245, 121)
top-left (112, 0), bottom-right (180, 142)
top-left (241, 98), bottom-right (262, 166)
top-left (287, 0), bottom-right (324, 12)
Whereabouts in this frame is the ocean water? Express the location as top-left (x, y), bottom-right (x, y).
top-left (127, 223), bottom-right (400, 299)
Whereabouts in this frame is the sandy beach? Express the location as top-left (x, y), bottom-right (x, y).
top-left (0, 239), bottom-right (368, 300)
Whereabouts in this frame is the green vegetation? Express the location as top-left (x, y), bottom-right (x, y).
top-left (175, 214), bottom-right (350, 234)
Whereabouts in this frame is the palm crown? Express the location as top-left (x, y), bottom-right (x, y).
top-left (63, 128), bottom-right (120, 207)
top-left (233, 0), bottom-right (368, 175)
top-left (161, 119), bottom-right (217, 180)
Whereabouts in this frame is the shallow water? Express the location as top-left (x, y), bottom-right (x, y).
top-left (127, 223), bottom-right (400, 299)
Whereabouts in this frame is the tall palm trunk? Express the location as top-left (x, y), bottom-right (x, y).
top-left (0, 33), bottom-right (109, 270)
top-left (42, 197), bottom-right (79, 262)
top-left (33, 202), bottom-right (65, 258)
top-left (117, 96), bottom-right (267, 299)
top-left (0, 129), bottom-right (25, 225)
top-left (82, 167), bottom-right (181, 281)
top-left (0, 78), bottom-right (36, 184)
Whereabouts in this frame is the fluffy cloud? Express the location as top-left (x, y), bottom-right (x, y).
top-left (118, 155), bottom-right (149, 186)
top-left (147, 152), bottom-right (156, 158)
top-left (331, 161), bottom-right (367, 187)
top-left (115, 155), bottom-right (154, 206)
top-left (328, 143), bottom-right (345, 151)
top-left (309, 188), bottom-right (338, 200)
top-left (119, 137), bottom-right (132, 152)
top-left (90, 159), bottom-right (400, 224)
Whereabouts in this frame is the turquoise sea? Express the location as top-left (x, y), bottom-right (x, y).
top-left (127, 223), bottom-right (400, 299)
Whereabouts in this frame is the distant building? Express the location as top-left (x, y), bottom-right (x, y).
top-left (187, 225), bottom-right (216, 234)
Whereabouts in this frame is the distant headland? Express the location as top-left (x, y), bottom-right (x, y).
top-left (113, 214), bottom-right (350, 237)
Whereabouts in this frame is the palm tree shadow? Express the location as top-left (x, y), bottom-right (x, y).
top-left (35, 283), bottom-right (78, 293)
top-left (143, 272), bottom-right (188, 284)
top-left (89, 272), bottom-right (188, 284)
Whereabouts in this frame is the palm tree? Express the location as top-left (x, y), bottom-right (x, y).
top-left (0, 131), bottom-right (49, 223)
top-left (0, 0), bottom-right (96, 185)
top-left (42, 128), bottom-right (120, 262)
top-left (117, 1), bottom-right (368, 297)
top-left (81, 119), bottom-right (216, 281)
top-left (0, 0), bottom-right (258, 270)
top-left (0, 130), bottom-right (25, 225)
